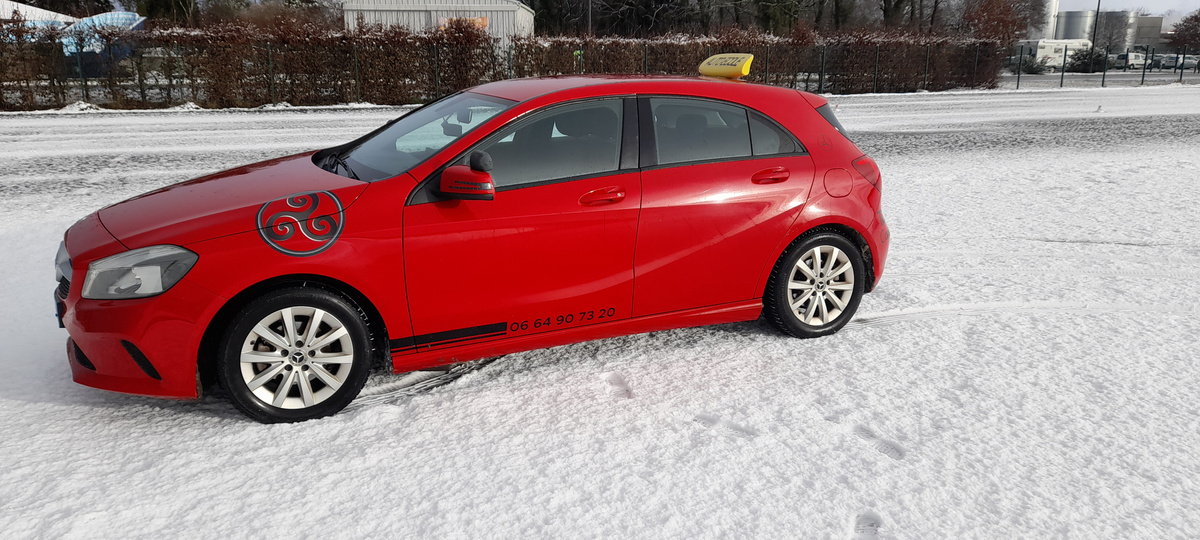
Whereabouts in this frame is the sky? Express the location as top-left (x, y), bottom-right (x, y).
top-left (1058, 0), bottom-right (1197, 17)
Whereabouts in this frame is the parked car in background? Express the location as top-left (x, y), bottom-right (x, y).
top-left (1112, 52), bottom-right (1145, 69)
top-left (1157, 54), bottom-right (1199, 70)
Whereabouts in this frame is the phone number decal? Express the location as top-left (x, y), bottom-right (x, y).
top-left (509, 308), bottom-right (617, 332)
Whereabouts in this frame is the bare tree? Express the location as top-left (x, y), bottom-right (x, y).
top-left (1169, 9), bottom-right (1200, 48)
top-left (879, 0), bottom-right (907, 26)
top-left (961, 0), bottom-right (1024, 44)
top-left (831, 0), bottom-right (856, 28)
top-left (927, 0), bottom-right (943, 31)
top-left (1093, 11), bottom-right (1131, 50)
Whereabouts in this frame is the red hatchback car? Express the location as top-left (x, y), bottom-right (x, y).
top-left (56, 61), bottom-right (888, 422)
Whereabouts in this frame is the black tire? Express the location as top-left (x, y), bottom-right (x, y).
top-left (764, 231), bottom-right (865, 339)
top-left (218, 287), bottom-right (372, 423)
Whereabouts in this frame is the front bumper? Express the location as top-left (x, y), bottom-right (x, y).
top-left (60, 277), bottom-right (223, 399)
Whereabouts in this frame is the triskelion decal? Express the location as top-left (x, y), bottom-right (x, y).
top-left (256, 191), bottom-right (345, 256)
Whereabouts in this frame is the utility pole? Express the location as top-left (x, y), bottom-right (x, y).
top-left (1088, 0), bottom-right (1101, 71)
top-left (588, 0), bottom-right (593, 35)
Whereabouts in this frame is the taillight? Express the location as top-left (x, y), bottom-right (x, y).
top-left (852, 155), bottom-right (881, 190)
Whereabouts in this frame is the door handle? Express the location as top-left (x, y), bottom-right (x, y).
top-left (579, 186), bottom-right (626, 206)
top-left (751, 167), bottom-right (790, 184)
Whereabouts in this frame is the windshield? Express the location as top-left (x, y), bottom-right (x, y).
top-left (344, 93), bottom-right (515, 182)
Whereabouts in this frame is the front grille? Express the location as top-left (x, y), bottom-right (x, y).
top-left (56, 277), bottom-right (70, 299)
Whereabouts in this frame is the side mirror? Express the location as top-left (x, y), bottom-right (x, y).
top-left (438, 165), bottom-right (494, 201)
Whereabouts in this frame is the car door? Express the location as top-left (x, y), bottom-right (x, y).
top-left (401, 98), bottom-right (641, 352)
top-left (633, 96), bottom-right (816, 317)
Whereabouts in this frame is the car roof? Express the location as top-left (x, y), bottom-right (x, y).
top-left (468, 74), bottom-right (824, 108)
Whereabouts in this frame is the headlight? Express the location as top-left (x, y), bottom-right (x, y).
top-left (82, 245), bottom-right (199, 300)
top-left (56, 241), bottom-right (72, 282)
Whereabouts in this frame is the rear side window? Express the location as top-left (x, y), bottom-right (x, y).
top-left (749, 113), bottom-right (798, 156)
top-left (650, 98), bottom-right (751, 166)
top-left (816, 104), bottom-right (850, 140)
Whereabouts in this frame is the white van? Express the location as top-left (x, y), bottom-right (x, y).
top-left (1016, 39), bottom-right (1093, 71)
top-left (1113, 52), bottom-right (1145, 69)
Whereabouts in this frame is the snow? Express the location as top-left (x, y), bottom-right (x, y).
top-left (998, 72), bottom-right (1199, 90)
top-left (54, 101), bottom-right (103, 114)
top-left (2, 85), bottom-right (1200, 539)
top-left (165, 102), bottom-right (204, 112)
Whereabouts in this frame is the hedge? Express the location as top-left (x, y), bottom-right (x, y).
top-left (0, 21), bottom-right (1003, 111)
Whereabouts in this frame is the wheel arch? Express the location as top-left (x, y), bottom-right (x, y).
top-left (758, 219), bottom-right (876, 300)
top-left (196, 274), bottom-right (390, 391)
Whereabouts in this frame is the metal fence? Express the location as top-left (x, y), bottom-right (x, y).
top-left (1007, 43), bottom-right (1199, 90)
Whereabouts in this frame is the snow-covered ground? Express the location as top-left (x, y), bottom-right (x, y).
top-left (2, 85), bottom-right (1199, 539)
top-left (998, 70), bottom-right (1199, 89)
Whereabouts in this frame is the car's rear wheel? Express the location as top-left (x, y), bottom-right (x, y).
top-left (765, 232), bottom-right (865, 339)
top-left (218, 287), bottom-right (371, 423)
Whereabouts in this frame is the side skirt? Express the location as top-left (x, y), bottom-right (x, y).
top-left (390, 300), bottom-right (763, 373)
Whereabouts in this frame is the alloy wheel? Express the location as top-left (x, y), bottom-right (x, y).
top-left (786, 245), bottom-right (856, 327)
top-left (239, 306), bottom-right (355, 410)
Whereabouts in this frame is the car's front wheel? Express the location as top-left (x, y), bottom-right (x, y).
top-left (765, 232), bottom-right (865, 339)
top-left (218, 287), bottom-right (372, 423)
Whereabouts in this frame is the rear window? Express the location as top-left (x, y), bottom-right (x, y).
top-left (816, 104), bottom-right (850, 141)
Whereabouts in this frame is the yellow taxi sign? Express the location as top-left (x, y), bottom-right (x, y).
top-left (699, 53), bottom-right (754, 79)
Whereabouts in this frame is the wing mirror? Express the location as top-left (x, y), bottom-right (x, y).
top-left (438, 151), bottom-right (494, 201)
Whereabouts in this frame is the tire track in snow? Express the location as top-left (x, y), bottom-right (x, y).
top-left (887, 268), bottom-right (1200, 279)
top-left (891, 248), bottom-right (1200, 263)
top-left (886, 248), bottom-right (1200, 280)
top-left (348, 358), bottom-right (498, 408)
top-left (849, 301), bottom-right (1198, 329)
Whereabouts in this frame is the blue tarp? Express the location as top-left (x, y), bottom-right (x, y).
top-left (61, 11), bottom-right (146, 54)
top-left (22, 19), bottom-right (68, 29)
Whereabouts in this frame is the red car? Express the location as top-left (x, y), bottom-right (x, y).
top-left (56, 56), bottom-right (888, 422)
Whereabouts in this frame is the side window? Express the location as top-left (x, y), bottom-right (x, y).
top-left (651, 98), bottom-right (751, 166)
top-left (474, 99), bottom-right (623, 189)
top-left (749, 113), bottom-right (798, 156)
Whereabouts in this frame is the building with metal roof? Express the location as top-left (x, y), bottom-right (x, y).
top-left (0, 0), bottom-right (77, 26)
top-left (342, 0), bottom-right (534, 42)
